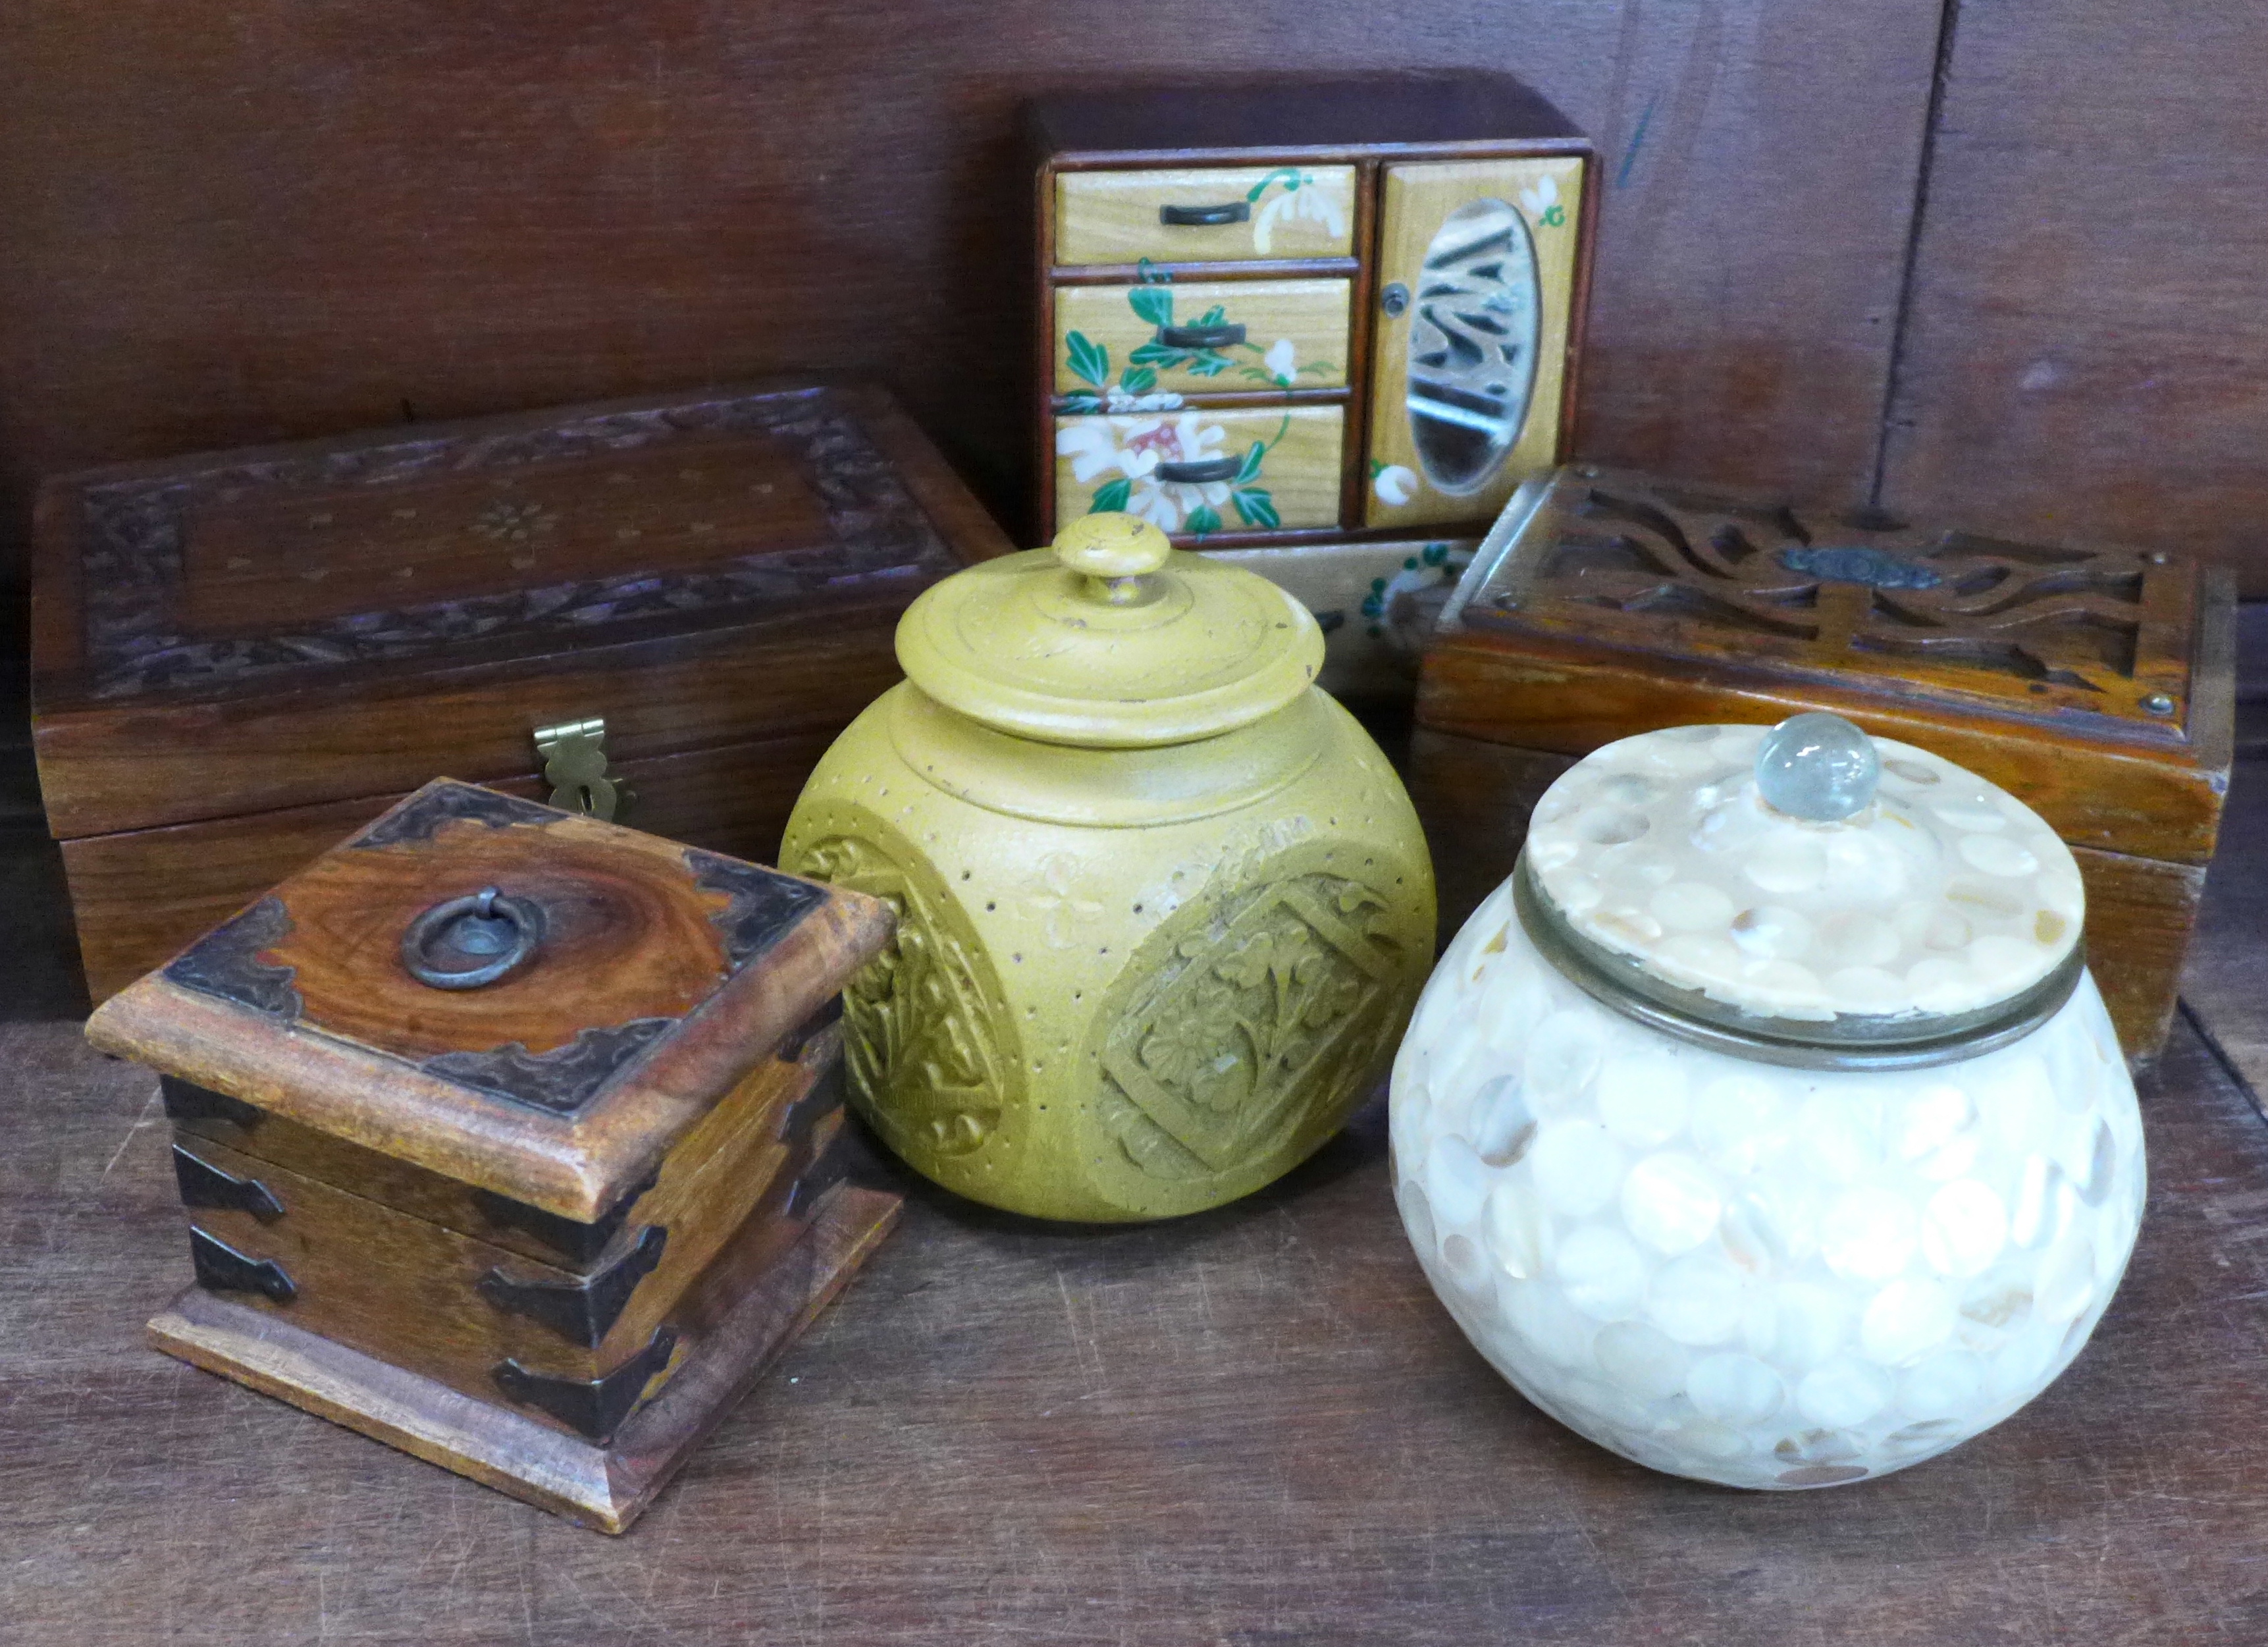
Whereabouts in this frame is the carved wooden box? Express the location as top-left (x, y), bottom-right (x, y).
top-left (84, 780), bottom-right (901, 1532)
top-left (1417, 465), bottom-right (2237, 1058)
top-left (30, 381), bottom-right (1012, 1003)
top-left (1026, 76), bottom-right (1595, 549)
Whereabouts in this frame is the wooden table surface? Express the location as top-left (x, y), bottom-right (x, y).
top-left (3, 721), bottom-right (2265, 1646)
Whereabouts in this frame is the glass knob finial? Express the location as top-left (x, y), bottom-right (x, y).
top-left (1755, 711), bottom-right (1880, 821)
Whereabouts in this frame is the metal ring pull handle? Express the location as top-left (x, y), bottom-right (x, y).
top-left (1152, 457), bottom-right (1244, 485)
top-left (1157, 321), bottom-right (1246, 349)
top-left (1159, 200), bottom-right (1249, 227)
top-left (401, 885), bottom-right (545, 990)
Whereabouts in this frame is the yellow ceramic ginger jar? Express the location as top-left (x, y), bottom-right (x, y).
top-left (781, 514), bottom-right (1436, 1221)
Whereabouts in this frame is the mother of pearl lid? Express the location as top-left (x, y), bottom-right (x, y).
top-left (1523, 713), bottom-right (2084, 1035)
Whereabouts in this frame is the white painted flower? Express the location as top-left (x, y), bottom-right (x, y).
top-left (1520, 173), bottom-right (1561, 222)
top-left (1103, 385), bottom-right (1185, 413)
top-left (1263, 338), bottom-right (1298, 382)
top-left (1056, 413), bottom-right (1234, 532)
top-left (1373, 463), bottom-right (1417, 507)
top-left (1126, 413), bottom-right (1233, 531)
top-left (1057, 417), bottom-right (1150, 485)
top-left (1252, 174), bottom-right (1348, 256)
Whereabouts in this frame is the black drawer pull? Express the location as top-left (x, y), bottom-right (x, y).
top-left (1159, 200), bottom-right (1249, 227)
top-left (189, 1228), bottom-right (296, 1303)
top-left (172, 1144), bottom-right (284, 1222)
top-left (1157, 321), bottom-right (1246, 349)
top-left (1153, 458), bottom-right (1243, 485)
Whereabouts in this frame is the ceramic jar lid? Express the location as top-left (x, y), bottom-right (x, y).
top-left (1520, 713), bottom-right (2086, 1058)
top-left (895, 514), bottom-right (1325, 748)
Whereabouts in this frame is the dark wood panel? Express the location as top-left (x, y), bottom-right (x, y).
top-left (59, 726), bottom-right (839, 1002)
top-left (0, 1), bottom-right (1945, 591)
top-left (1882, 2), bottom-right (2268, 597)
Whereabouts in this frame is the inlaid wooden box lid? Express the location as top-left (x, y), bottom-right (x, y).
top-left (30, 380), bottom-right (1012, 842)
top-left (86, 780), bottom-right (894, 1220)
top-left (1423, 466), bottom-right (2236, 867)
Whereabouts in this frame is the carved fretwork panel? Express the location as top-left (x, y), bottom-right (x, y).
top-left (1460, 468), bottom-right (2201, 738)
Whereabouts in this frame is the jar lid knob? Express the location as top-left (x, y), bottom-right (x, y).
top-left (1754, 711), bottom-right (1881, 821)
top-left (1053, 512), bottom-right (1172, 605)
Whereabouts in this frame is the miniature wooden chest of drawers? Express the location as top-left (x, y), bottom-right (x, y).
top-left (1416, 465), bottom-right (2238, 1058)
top-left (1026, 76), bottom-right (1596, 548)
top-left (86, 779), bottom-right (900, 1532)
top-left (31, 381), bottom-right (1012, 1002)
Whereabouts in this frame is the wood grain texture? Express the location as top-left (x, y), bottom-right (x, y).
top-left (172, 1028), bottom-right (836, 1274)
top-left (1365, 155), bottom-right (1587, 531)
top-left (30, 382), bottom-right (1010, 843)
top-left (2183, 733), bottom-right (2268, 1102)
top-left (4, 996), bottom-right (2268, 1635)
top-left (148, 1182), bottom-right (902, 1533)
top-left (1419, 477), bottom-right (2237, 871)
top-left (59, 724), bottom-right (841, 1004)
top-left (0, 1), bottom-right (1947, 584)
top-left (1054, 166), bottom-right (1358, 265)
top-left (87, 785), bottom-right (895, 1220)
top-left (1052, 278), bottom-right (1352, 394)
top-left (1051, 404), bottom-right (1345, 534)
top-left (1882, 3), bottom-right (2268, 596)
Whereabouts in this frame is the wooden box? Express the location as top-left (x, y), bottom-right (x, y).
top-left (1026, 76), bottom-right (1596, 547)
top-left (31, 381), bottom-right (1012, 1002)
top-left (1417, 464), bottom-right (2238, 1060)
top-left (84, 779), bottom-right (901, 1532)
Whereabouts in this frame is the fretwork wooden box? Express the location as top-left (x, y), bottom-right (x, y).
top-left (86, 780), bottom-right (900, 1532)
top-left (1417, 465), bottom-right (2237, 1058)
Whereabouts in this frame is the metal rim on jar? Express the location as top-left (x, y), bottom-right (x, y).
top-left (1510, 853), bottom-right (2085, 1071)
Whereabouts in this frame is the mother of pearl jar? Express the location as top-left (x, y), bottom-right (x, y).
top-left (1390, 715), bottom-right (2144, 1488)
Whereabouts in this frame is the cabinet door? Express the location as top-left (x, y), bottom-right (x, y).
top-left (1363, 157), bottom-right (1585, 529)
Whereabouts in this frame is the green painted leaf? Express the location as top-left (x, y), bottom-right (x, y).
top-left (1119, 365), bottom-right (1157, 393)
top-left (1128, 286), bottom-right (1174, 327)
top-left (1232, 487), bottom-right (1279, 529)
top-left (1237, 365), bottom-right (1274, 383)
top-left (1298, 360), bottom-right (1336, 377)
top-left (1057, 392), bottom-right (1104, 415)
top-left (1236, 441), bottom-right (1265, 483)
top-left (1186, 504), bottom-right (1224, 537)
top-left (1186, 352), bottom-right (1232, 378)
top-left (1198, 304), bottom-right (1227, 327)
top-left (1067, 331), bottom-right (1110, 389)
top-left (1090, 477), bottom-right (1132, 514)
top-left (1128, 340), bottom-right (1183, 367)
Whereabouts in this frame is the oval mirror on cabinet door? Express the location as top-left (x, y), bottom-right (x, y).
top-left (1403, 197), bottom-right (1541, 496)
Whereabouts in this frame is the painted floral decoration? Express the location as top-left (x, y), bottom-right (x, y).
top-left (1058, 271), bottom-right (1336, 537)
top-left (1519, 173), bottom-right (1568, 229)
top-left (1371, 462), bottom-right (1417, 507)
top-left (1250, 168), bottom-right (1349, 255)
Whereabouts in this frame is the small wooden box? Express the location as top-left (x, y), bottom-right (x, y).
top-left (31, 380), bottom-right (1012, 1003)
top-left (86, 779), bottom-right (901, 1532)
top-left (1417, 465), bottom-right (2238, 1060)
top-left (1027, 76), bottom-right (1596, 548)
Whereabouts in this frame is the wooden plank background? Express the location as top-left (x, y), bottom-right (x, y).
top-left (0, 0), bottom-right (2258, 595)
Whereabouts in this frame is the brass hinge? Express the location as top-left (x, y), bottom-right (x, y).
top-left (533, 716), bottom-right (633, 822)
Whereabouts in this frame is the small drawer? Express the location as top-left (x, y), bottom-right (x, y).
top-left (1054, 166), bottom-right (1357, 266)
top-left (1054, 404), bottom-right (1345, 537)
top-left (1054, 279), bottom-right (1351, 400)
